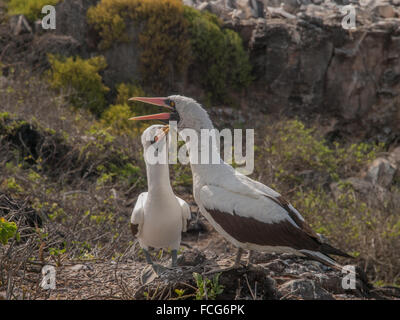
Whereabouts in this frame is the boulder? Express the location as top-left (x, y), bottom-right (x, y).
top-left (330, 177), bottom-right (388, 205)
top-left (389, 147), bottom-right (400, 166)
top-left (55, 0), bottom-right (98, 53)
top-left (365, 157), bottom-right (397, 188)
top-left (373, 4), bottom-right (396, 19)
top-left (177, 249), bottom-right (206, 266)
top-left (279, 279), bottom-right (335, 300)
top-left (9, 15), bottom-right (32, 36)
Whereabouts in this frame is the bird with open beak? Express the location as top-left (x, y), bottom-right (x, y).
top-left (130, 124), bottom-right (191, 269)
top-left (129, 96), bottom-right (352, 272)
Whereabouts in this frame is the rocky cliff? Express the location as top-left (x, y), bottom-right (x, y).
top-left (3, 0), bottom-right (400, 144)
top-left (187, 0), bottom-right (400, 144)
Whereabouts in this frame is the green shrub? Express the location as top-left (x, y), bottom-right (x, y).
top-left (7, 0), bottom-right (59, 22)
top-left (193, 272), bottom-right (224, 300)
top-left (0, 217), bottom-right (18, 245)
top-left (87, 0), bottom-right (191, 92)
top-left (47, 54), bottom-right (109, 116)
top-left (101, 83), bottom-right (152, 135)
top-left (101, 104), bottom-right (133, 135)
top-left (263, 119), bottom-right (382, 186)
top-left (291, 185), bottom-right (400, 285)
top-left (87, 0), bottom-right (252, 98)
top-left (184, 6), bottom-right (252, 101)
top-left (253, 118), bottom-right (398, 284)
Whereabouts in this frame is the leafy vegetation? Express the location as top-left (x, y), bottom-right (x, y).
top-left (193, 272), bottom-right (224, 300)
top-left (87, 0), bottom-right (252, 99)
top-left (0, 217), bottom-right (18, 245)
top-left (261, 120), bottom-right (383, 187)
top-left (100, 83), bottom-right (150, 136)
top-left (7, 0), bottom-right (59, 22)
top-left (87, 0), bottom-right (191, 92)
top-left (254, 118), bottom-right (399, 284)
top-left (184, 6), bottom-right (252, 101)
top-left (47, 54), bottom-right (109, 116)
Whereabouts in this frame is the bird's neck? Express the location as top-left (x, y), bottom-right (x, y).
top-left (183, 129), bottom-right (228, 182)
top-left (146, 163), bottom-right (174, 196)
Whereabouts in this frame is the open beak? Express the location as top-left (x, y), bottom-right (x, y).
top-left (128, 97), bottom-right (172, 122)
top-left (129, 97), bottom-right (172, 142)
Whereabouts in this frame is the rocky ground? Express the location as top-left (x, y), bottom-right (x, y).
top-left (2, 224), bottom-right (400, 300)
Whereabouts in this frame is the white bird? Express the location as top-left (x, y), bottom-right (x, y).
top-left (130, 125), bottom-right (191, 267)
top-left (129, 96), bottom-right (351, 270)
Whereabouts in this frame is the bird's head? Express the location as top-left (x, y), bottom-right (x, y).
top-left (140, 124), bottom-right (169, 150)
top-left (128, 95), bottom-right (213, 134)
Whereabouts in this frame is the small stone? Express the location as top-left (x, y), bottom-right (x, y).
top-left (67, 264), bottom-right (89, 271)
top-left (9, 15), bottom-right (32, 36)
top-left (264, 260), bottom-right (287, 273)
top-left (177, 249), bottom-right (206, 266)
top-left (373, 5), bottom-right (396, 18)
top-left (389, 147), bottom-right (400, 166)
top-left (197, 2), bottom-right (212, 12)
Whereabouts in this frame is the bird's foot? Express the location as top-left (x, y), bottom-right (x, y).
top-left (205, 261), bottom-right (246, 275)
top-left (205, 248), bottom-right (247, 275)
top-left (140, 263), bottom-right (170, 285)
top-left (170, 249), bottom-right (178, 268)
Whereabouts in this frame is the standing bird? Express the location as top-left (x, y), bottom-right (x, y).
top-left (131, 125), bottom-right (191, 267)
top-left (129, 96), bottom-right (352, 270)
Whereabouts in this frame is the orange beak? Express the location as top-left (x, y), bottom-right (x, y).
top-left (129, 97), bottom-right (172, 142)
top-left (128, 97), bottom-right (173, 121)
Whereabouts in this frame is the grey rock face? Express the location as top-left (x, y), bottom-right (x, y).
top-left (55, 0), bottom-right (98, 51)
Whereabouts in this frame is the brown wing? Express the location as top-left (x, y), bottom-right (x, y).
top-left (207, 208), bottom-right (321, 251)
top-left (264, 195), bottom-right (351, 257)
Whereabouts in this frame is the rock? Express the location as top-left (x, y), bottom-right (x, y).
top-left (177, 249), bottom-right (206, 266)
top-left (330, 177), bottom-right (388, 205)
top-left (55, 0), bottom-right (97, 49)
top-left (9, 15), bottom-right (32, 36)
top-left (67, 264), bottom-right (90, 272)
top-left (30, 34), bottom-right (80, 70)
top-left (101, 23), bottom-right (141, 87)
top-left (319, 275), bottom-right (346, 294)
top-left (263, 259), bottom-right (289, 273)
top-left (389, 147), bottom-right (400, 166)
top-left (373, 4), bottom-right (396, 18)
top-left (279, 279), bottom-right (335, 300)
top-left (237, 0), bottom-right (265, 18)
top-left (365, 158), bottom-right (397, 188)
top-left (197, 2), bottom-right (212, 12)
top-left (261, 0), bottom-right (301, 14)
